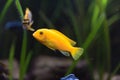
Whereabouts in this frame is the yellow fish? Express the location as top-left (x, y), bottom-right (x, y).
top-left (33, 28), bottom-right (84, 60)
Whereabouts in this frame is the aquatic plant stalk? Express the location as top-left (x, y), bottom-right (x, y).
top-left (103, 17), bottom-right (111, 80)
top-left (18, 24), bottom-right (32, 80)
top-left (19, 30), bottom-right (27, 80)
top-left (14, 0), bottom-right (26, 80)
top-left (0, 0), bottom-right (14, 32)
top-left (65, 0), bottom-right (82, 45)
top-left (111, 63), bottom-right (120, 78)
top-left (9, 42), bottom-right (15, 80)
top-left (0, 0), bottom-right (13, 23)
top-left (51, 0), bottom-right (63, 22)
top-left (66, 1), bottom-right (109, 79)
top-left (15, 0), bottom-right (24, 20)
top-left (108, 13), bottom-right (120, 26)
top-left (15, 0), bottom-right (32, 80)
top-left (66, 13), bottom-right (105, 76)
top-left (39, 11), bottom-right (55, 28)
top-left (22, 51), bottom-right (32, 78)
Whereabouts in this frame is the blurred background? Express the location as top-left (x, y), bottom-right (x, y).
top-left (0, 0), bottom-right (120, 80)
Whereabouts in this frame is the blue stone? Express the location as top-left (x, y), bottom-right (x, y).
top-left (60, 74), bottom-right (79, 80)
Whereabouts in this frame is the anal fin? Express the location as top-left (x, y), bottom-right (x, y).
top-left (59, 51), bottom-right (70, 56)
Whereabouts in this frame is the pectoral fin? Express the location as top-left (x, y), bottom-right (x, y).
top-left (59, 51), bottom-right (70, 56)
top-left (43, 41), bottom-right (56, 51)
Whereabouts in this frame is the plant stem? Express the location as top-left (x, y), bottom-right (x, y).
top-left (39, 11), bottom-right (55, 28)
top-left (103, 17), bottom-right (111, 80)
top-left (15, 0), bottom-right (24, 20)
top-left (9, 42), bottom-right (15, 80)
top-left (0, 0), bottom-right (13, 23)
top-left (19, 30), bottom-right (27, 80)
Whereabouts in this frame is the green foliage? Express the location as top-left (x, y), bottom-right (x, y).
top-left (19, 31), bottom-right (32, 80)
top-left (9, 41), bottom-right (15, 80)
top-left (15, 1), bottom-right (32, 80)
top-left (1, 0), bottom-right (33, 80)
top-left (8, 31), bottom-right (32, 80)
top-left (1, 0), bottom-right (120, 80)
top-left (0, 0), bottom-right (14, 32)
top-left (0, 0), bottom-right (13, 23)
top-left (15, 0), bottom-right (24, 20)
top-left (38, 0), bottom-right (120, 80)
top-left (65, 0), bottom-right (110, 79)
top-left (39, 11), bottom-right (54, 28)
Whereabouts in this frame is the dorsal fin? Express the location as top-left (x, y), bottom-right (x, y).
top-left (50, 29), bottom-right (76, 46)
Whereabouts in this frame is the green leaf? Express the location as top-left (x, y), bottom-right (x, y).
top-left (19, 30), bottom-right (27, 80)
top-left (108, 13), bottom-right (120, 26)
top-left (23, 51), bottom-right (32, 76)
top-left (15, 0), bottom-right (24, 20)
top-left (9, 42), bottom-right (15, 80)
top-left (39, 11), bottom-right (55, 28)
top-left (0, 0), bottom-right (14, 23)
top-left (91, 5), bottom-right (100, 30)
top-left (101, 0), bottom-right (108, 9)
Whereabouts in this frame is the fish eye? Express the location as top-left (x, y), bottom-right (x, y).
top-left (40, 31), bottom-right (43, 35)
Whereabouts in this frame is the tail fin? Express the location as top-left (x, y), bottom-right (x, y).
top-left (71, 47), bottom-right (84, 60)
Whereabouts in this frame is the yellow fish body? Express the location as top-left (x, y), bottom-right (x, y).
top-left (33, 28), bottom-right (84, 60)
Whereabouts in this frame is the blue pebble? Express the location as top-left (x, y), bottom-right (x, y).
top-left (60, 74), bottom-right (79, 80)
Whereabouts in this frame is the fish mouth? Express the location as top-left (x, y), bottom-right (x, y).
top-left (32, 31), bottom-right (36, 37)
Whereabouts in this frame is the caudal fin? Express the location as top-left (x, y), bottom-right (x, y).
top-left (71, 47), bottom-right (84, 60)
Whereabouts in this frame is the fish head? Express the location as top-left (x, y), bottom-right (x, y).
top-left (33, 29), bottom-right (47, 42)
